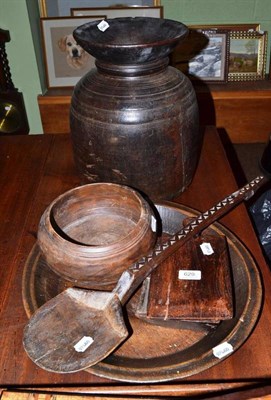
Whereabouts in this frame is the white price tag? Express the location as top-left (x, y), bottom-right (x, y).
top-left (212, 342), bottom-right (233, 359)
top-left (200, 242), bottom-right (214, 255)
top-left (178, 270), bottom-right (201, 280)
top-left (97, 20), bottom-right (110, 32)
top-left (151, 216), bottom-right (157, 232)
top-left (74, 336), bottom-right (94, 353)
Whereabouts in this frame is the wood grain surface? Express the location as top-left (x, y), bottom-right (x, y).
top-left (147, 231), bottom-right (233, 321)
top-left (0, 391), bottom-right (155, 400)
top-left (0, 127), bottom-right (271, 398)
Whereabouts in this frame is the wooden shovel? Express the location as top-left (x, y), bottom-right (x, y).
top-left (23, 175), bottom-right (266, 373)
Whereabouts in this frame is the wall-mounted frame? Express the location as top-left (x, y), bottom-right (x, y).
top-left (228, 31), bottom-right (267, 81)
top-left (41, 16), bottom-right (102, 88)
top-left (71, 6), bottom-right (163, 18)
top-left (39, 0), bottom-right (161, 17)
top-left (189, 24), bottom-right (261, 32)
top-left (172, 29), bottom-right (230, 83)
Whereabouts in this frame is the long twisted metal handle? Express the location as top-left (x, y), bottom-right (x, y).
top-left (115, 175), bottom-right (266, 303)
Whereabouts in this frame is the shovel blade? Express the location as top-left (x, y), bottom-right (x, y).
top-left (23, 288), bottom-right (128, 373)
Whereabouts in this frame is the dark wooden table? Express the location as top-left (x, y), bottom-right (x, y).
top-left (1, 126), bottom-right (271, 399)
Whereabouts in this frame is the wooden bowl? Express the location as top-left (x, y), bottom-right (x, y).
top-left (37, 183), bottom-right (156, 290)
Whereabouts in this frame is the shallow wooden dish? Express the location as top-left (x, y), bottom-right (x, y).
top-left (22, 202), bottom-right (262, 383)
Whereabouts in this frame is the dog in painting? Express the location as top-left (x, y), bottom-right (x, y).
top-left (58, 34), bottom-right (89, 70)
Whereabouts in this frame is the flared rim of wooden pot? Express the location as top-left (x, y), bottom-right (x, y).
top-left (73, 17), bottom-right (189, 64)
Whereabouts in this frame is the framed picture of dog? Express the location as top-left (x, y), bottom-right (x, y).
top-left (41, 16), bottom-right (103, 88)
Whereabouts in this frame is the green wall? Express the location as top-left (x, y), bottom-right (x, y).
top-left (163, 0), bottom-right (271, 29)
top-left (0, 0), bottom-right (43, 133)
top-left (0, 0), bottom-right (271, 134)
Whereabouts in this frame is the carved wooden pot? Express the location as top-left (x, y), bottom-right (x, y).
top-left (70, 17), bottom-right (201, 201)
top-left (37, 183), bottom-right (156, 290)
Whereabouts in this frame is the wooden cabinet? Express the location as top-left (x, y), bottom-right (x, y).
top-left (38, 81), bottom-right (271, 143)
top-left (38, 88), bottom-right (72, 134)
top-left (195, 80), bottom-right (271, 143)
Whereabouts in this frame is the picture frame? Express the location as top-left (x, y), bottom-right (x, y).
top-left (171, 29), bottom-right (230, 83)
top-left (41, 16), bottom-right (103, 88)
top-left (189, 24), bottom-right (261, 32)
top-left (39, 0), bottom-right (161, 17)
top-left (71, 6), bottom-right (163, 18)
top-left (228, 31), bottom-right (267, 81)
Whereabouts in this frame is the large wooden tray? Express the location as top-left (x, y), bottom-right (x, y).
top-left (22, 202), bottom-right (262, 383)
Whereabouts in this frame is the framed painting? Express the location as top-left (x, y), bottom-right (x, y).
top-left (172, 29), bottom-right (230, 83)
top-left (71, 6), bottom-right (163, 18)
top-left (228, 31), bottom-right (267, 81)
top-left (189, 23), bottom-right (260, 32)
top-left (41, 16), bottom-right (103, 88)
top-left (39, 0), bottom-right (161, 17)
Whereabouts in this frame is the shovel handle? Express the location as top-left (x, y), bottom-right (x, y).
top-left (114, 175), bottom-right (266, 304)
